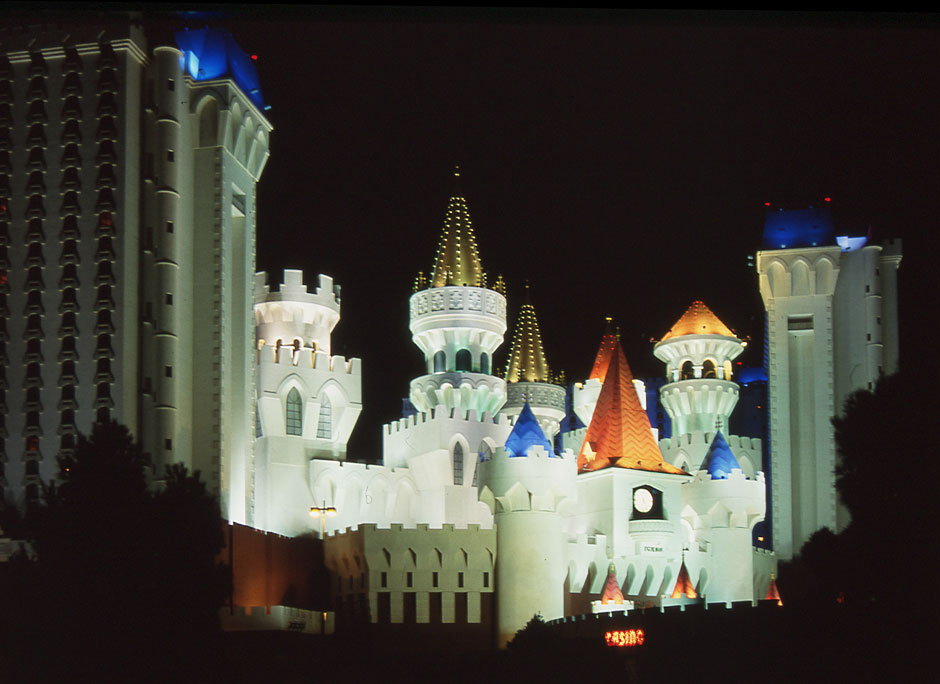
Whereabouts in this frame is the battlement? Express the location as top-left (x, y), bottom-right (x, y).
top-left (692, 468), bottom-right (766, 485)
top-left (254, 270), bottom-right (341, 308)
top-left (659, 432), bottom-right (761, 453)
top-left (329, 521), bottom-right (489, 536)
top-left (384, 406), bottom-right (516, 435)
top-left (257, 345), bottom-right (361, 375)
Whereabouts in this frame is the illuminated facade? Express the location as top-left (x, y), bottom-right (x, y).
top-left (283, 178), bottom-right (776, 646)
top-left (757, 205), bottom-right (901, 559)
top-left (0, 24), bottom-right (271, 522)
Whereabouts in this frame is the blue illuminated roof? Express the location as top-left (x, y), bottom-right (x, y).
top-left (702, 431), bottom-right (740, 479)
top-left (175, 28), bottom-right (266, 110)
top-left (737, 366), bottom-right (768, 385)
top-left (505, 404), bottom-right (556, 458)
top-left (762, 206), bottom-right (834, 249)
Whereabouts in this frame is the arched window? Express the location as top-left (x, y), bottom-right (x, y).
top-left (723, 360), bottom-right (733, 381)
top-left (317, 395), bottom-right (332, 439)
top-left (453, 443), bottom-right (464, 486)
top-left (456, 349), bottom-right (472, 372)
top-left (703, 360), bottom-right (716, 379)
top-left (285, 387), bottom-right (302, 436)
top-left (433, 351), bottom-right (446, 372)
top-left (480, 352), bottom-right (490, 375)
top-left (680, 361), bottom-right (694, 380)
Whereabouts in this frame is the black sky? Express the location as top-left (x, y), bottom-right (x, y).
top-left (184, 10), bottom-right (940, 459)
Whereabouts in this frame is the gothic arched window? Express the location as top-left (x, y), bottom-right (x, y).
top-left (453, 443), bottom-right (464, 486)
top-left (680, 361), bottom-right (694, 380)
top-left (285, 387), bottom-right (302, 436)
top-left (433, 351), bottom-right (446, 373)
top-left (456, 349), bottom-right (472, 372)
top-left (480, 352), bottom-right (490, 375)
top-left (317, 395), bottom-right (332, 439)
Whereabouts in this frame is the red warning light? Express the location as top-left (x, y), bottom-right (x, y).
top-left (824, 197), bottom-right (831, 202)
top-left (251, 54), bottom-right (258, 61)
top-left (764, 202), bottom-right (771, 207)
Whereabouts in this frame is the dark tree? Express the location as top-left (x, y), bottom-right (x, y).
top-left (7, 421), bottom-right (230, 682)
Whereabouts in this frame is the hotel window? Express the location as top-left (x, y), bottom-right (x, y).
top-left (286, 388), bottom-right (302, 436)
top-left (406, 572), bottom-right (413, 588)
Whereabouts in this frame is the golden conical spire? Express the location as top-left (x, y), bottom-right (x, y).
top-left (505, 284), bottom-right (551, 383)
top-left (660, 300), bottom-right (735, 341)
top-left (430, 166), bottom-right (483, 287)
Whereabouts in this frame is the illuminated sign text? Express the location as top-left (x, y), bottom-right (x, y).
top-left (604, 628), bottom-right (645, 647)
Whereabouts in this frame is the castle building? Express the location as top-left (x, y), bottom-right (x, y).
top-left (251, 177), bottom-right (775, 646)
top-left (0, 23), bottom-right (271, 522)
top-left (756, 204), bottom-right (901, 559)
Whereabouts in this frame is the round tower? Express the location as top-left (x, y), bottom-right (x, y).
top-left (408, 169), bottom-right (507, 415)
top-left (478, 404), bottom-right (576, 646)
top-left (502, 286), bottom-right (565, 438)
top-left (254, 269), bottom-right (340, 356)
top-left (653, 301), bottom-right (744, 436)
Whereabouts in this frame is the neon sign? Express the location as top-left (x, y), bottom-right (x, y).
top-left (604, 629), bottom-right (645, 647)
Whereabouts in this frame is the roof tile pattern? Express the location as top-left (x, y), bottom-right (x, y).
top-left (578, 340), bottom-right (685, 474)
top-left (660, 300), bottom-right (735, 341)
top-left (600, 563), bottom-right (625, 604)
top-left (588, 319), bottom-right (617, 381)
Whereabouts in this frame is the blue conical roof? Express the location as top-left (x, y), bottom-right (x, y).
top-left (505, 403), bottom-right (555, 458)
top-left (702, 431), bottom-right (740, 479)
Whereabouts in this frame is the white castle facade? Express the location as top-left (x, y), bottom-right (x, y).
top-left (253, 182), bottom-right (786, 645)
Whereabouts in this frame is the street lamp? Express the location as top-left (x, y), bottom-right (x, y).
top-left (309, 501), bottom-right (337, 538)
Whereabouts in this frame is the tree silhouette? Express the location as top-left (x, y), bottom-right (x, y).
top-left (5, 421), bottom-right (229, 681)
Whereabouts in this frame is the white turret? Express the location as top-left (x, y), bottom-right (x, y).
top-left (478, 404), bottom-right (576, 646)
top-left (653, 301), bottom-right (745, 437)
top-left (408, 168), bottom-right (508, 416)
top-left (253, 270), bottom-right (362, 536)
top-left (502, 286), bottom-right (566, 439)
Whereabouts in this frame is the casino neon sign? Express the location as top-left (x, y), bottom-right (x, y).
top-left (604, 628), bottom-right (645, 647)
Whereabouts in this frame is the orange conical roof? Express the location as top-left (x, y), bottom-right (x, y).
top-left (670, 560), bottom-right (697, 599)
top-left (600, 563), bottom-right (625, 605)
top-left (660, 300), bottom-right (735, 341)
top-left (765, 573), bottom-right (782, 606)
top-left (578, 340), bottom-right (685, 474)
top-left (589, 318), bottom-right (617, 381)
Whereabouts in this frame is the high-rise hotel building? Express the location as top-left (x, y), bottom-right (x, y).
top-left (0, 20), bottom-right (271, 523)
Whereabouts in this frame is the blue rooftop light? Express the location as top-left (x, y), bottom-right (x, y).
top-left (175, 27), bottom-right (266, 110)
top-left (505, 404), bottom-right (555, 458)
top-left (762, 206), bottom-right (835, 250)
top-left (737, 366), bottom-right (768, 386)
top-left (702, 431), bottom-right (740, 479)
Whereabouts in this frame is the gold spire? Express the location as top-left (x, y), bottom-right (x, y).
top-left (429, 166), bottom-right (483, 288)
top-left (505, 284), bottom-right (551, 383)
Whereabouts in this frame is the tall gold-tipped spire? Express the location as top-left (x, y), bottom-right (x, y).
top-left (429, 166), bottom-right (484, 287)
top-left (505, 284), bottom-right (551, 383)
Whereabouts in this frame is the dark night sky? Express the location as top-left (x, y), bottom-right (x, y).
top-left (206, 9), bottom-right (940, 461)
top-left (183, 10), bottom-right (939, 458)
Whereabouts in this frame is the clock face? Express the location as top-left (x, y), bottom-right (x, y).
top-left (634, 487), bottom-right (654, 513)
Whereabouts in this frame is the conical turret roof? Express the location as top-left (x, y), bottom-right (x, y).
top-left (660, 300), bottom-right (735, 341)
top-left (504, 403), bottom-right (555, 458)
top-left (765, 573), bottom-right (782, 606)
top-left (670, 560), bottom-right (697, 599)
top-left (505, 286), bottom-right (551, 383)
top-left (429, 167), bottom-right (483, 288)
top-left (578, 340), bottom-right (685, 474)
top-left (600, 563), bottom-right (625, 605)
top-left (701, 431), bottom-right (741, 479)
top-left (589, 318), bottom-right (617, 381)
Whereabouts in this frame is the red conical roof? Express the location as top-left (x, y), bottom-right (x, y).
top-left (670, 560), bottom-right (697, 599)
top-left (600, 563), bottom-right (625, 605)
top-left (589, 318), bottom-right (617, 382)
top-left (578, 340), bottom-right (685, 474)
top-left (765, 573), bottom-right (782, 606)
